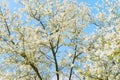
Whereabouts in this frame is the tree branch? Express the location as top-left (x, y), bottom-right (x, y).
top-left (49, 41), bottom-right (59, 80)
top-left (30, 62), bottom-right (42, 80)
top-left (20, 29), bottom-right (43, 80)
top-left (69, 45), bottom-right (77, 80)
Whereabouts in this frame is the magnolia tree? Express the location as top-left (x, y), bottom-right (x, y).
top-left (0, 0), bottom-right (91, 80)
top-left (0, 0), bottom-right (120, 80)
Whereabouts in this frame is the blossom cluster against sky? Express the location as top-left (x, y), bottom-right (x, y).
top-left (1, 0), bottom-right (100, 33)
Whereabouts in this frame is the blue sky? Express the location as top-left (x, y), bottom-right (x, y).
top-left (78, 0), bottom-right (98, 4)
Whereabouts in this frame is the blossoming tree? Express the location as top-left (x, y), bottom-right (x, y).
top-left (0, 0), bottom-right (91, 80)
top-left (0, 0), bottom-right (119, 80)
top-left (76, 0), bottom-right (120, 80)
